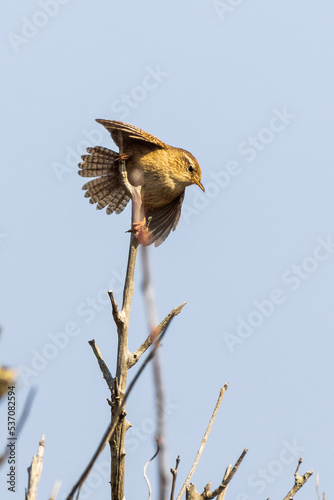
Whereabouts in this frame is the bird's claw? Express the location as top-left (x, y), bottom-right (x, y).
top-left (115, 153), bottom-right (130, 162)
top-left (127, 218), bottom-right (152, 246)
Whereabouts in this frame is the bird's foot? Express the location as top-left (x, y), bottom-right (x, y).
top-left (127, 217), bottom-right (152, 246)
top-left (115, 153), bottom-right (130, 162)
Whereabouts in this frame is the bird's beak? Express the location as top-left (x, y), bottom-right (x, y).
top-left (193, 178), bottom-right (205, 192)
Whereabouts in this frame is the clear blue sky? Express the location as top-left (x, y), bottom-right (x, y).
top-left (1, 1), bottom-right (334, 499)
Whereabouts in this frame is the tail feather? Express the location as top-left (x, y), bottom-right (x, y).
top-left (97, 193), bottom-right (116, 210)
top-left (89, 186), bottom-right (114, 205)
top-left (79, 168), bottom-right (112, 178)
top-left (86, 146), bottom-right (118, 158)
top-left (82, 176), bottom-right (116, 192)
top-left (78, 147), bottom-right (119, 178)
top-left (91, 184), bottom-right (117, 205)
top-left (80, 155), bottom-right (113, 165)
top-left (103, 186), bottom-right (126, 213)
top-left (78, 147), bottom-right (130, 215)
top-left (113, 193), bottom-right (130, 214)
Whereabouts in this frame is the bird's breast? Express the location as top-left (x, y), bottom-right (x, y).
top-left (126, 147), bottom-right (184, 209)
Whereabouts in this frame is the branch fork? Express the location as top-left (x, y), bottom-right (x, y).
top-left (283, 458), bottom-right (313, 500)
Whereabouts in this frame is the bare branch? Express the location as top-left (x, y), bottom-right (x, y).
top-left (25, 435), bottom-right (45, 500)
top-left (185, 450), bottom-right (247, 500)
top-left (108, 290), bottom-right (123, 329)
top-left (128, 302), bottom-right (186, 368)
top-left (217, 465), bottom-right (231, 500)
top-left (283, 458), bottom-right (313, 500)
top-left (108, 232), bottom-right (138, 500)
top-left (170, 456), bottom-right (181, 500)
top-left (177, 385), bottom-right (229, 500)
top-left (66, 318), bottom-right (175, 500)
top-left (141, 244), bottom-right (169, 500)
top-left (206, 449), bottom-right (248, 499)
top-left (121, 233), bottom-right (139, 317)
top-left (88, 339), bottom-right (114, 392)
top-left (186, 484), bottom-right (201, 500)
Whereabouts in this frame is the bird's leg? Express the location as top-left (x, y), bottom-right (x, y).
top-left (127, 186), bottom-right (152, 246)
top-left (118, 159), bottom-right (150, 245)
top-left (117, 158), bottom-right (133, 199)
top-left (127, 216), bottom-right (152, 247)
top-left (116, 132), bottom-right (151, 246)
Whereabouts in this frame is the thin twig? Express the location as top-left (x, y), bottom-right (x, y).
top-left (206, 449), bottom-right (248, 499)
top-left (66, 319), bottom-right (175, 500)
top-left (129, 303), bottom-right (186, 368)
top-left (108, 290), bottom-right (123, 328)
top-left (217, 465), bottom-right (231, 500)
top-left (185, 450), bottom-right (247, 500)
top-left (170, 456), bottom-right (181, 500)
top-left (25, 435), bottom-right (45, 500)
top-left (108, 230), bottom-right (138, 500)
top-left (176, 385), bottom-right (229, 500)
top-left (88, 340), bottom-right (114, 392)
top-left (142, 244), bottom-right (169, 500)
top-left (283, 458), bottom-right (313, 500)
top-left (143, 440), bottom-right (160, 500)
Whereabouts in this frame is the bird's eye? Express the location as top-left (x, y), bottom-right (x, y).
top-left (188, 165), bottom-right (194, 172)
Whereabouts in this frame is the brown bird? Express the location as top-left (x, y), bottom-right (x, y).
top-left (78, 120), bottom-right (204, 246)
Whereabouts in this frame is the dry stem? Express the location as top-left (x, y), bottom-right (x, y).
top-left (88, 339), bottom-right (113, 391)
top-left (185, 449), bottom-right (247, 500)
top-left (283, 458), bottom-right (313, 500)
top-left (109, 233), bottom-right (138, 500)
top-left (177, 385), bottom-right (229, 500)
top-left (142, 244), bottom-right (169, 500)
top-left (170, 456), bottom-right (181, 500)
top-left (66, 318), bottom-right (175, 500)
top-left (217, 465), bottom-right (231, 500)
top-left (25, 435), bottom-right (45, 500)
top-left (128, 302), bottom-right (186, 368)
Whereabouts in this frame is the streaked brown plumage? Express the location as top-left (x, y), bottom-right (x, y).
top-left (78, 120), bottom-right (204, 246)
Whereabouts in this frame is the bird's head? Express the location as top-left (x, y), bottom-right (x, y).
top-left (177, 149), bottom-right (205, 192)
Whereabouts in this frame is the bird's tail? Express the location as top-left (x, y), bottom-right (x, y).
top-left (78, 146), bottom-right (130, 215)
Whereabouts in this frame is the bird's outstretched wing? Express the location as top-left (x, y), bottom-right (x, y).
top-left (147, 192), bottom-right (185, 247)
top-left (96, 119), bottom-right (167, 150)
